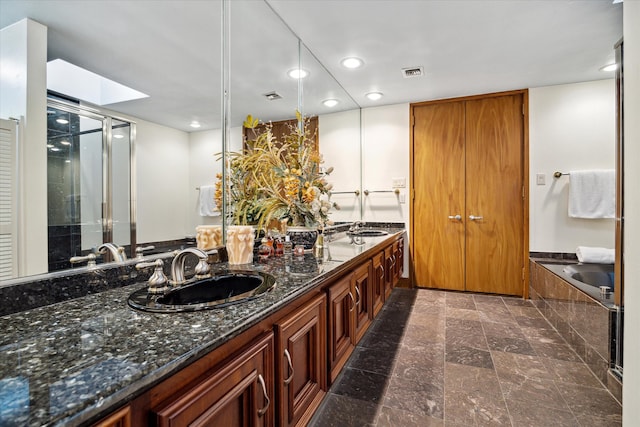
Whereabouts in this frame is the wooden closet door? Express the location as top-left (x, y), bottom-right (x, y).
top-left (412, 102), bottom-right (466, 290)
top-left (465, 94), bottom-right (524, 296)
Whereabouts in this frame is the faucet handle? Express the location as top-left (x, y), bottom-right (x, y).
top-left (70, 253), bottom-right (97, 267)
top-left (135, 245), bottom-right (155, 260)
top-left (136, 259), bottom-right (169, 294)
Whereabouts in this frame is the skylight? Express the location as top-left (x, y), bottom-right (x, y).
top-left (47, 59), bottom-right (149, 106)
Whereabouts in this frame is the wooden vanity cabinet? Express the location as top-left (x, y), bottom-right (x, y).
top-left (327, 260), bottom-right (373, 383)
top-left (92, 406), bottom-right (131, 427)
top-left (353, 261), bottom-right (373, 343)
top-left (152, 332), bottom-right (275, 427)
top-left (384, 245), bottom-right (395, 299)
top-left (274, 293), bottom-right (327, 427)
top-left (371, 251), bottom-right (385, 317)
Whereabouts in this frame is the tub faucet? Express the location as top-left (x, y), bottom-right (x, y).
top-left (97, 243), bottom-right (127, 263)
top-left (171, 248), bottom-right (210, 285)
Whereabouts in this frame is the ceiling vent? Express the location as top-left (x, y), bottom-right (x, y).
top-left (402, 67), bottom-right (424, 78)
top-left (263, 91), bottom-right (282, 101)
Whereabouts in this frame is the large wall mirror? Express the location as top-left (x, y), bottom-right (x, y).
top-left (0, 0), bottom-right (363, 282)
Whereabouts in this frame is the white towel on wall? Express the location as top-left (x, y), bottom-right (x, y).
top-left (568, 169), bottom-right (615, 219)
top-left (576, 246), bottom-right (615, 264)
top-left (198, 185), bottom-right (219, 217)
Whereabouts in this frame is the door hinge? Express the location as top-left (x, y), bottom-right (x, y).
top-left (522, 104), bottom-right (525, 115)
top-left (522, 186), bottom-right (525, 199)
top-left (410, 114), bottom-right (415, 127)
top-left (522, 267), bottom-right (526, 281)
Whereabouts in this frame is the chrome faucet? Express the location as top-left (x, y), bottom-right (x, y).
top-left (97, 243), bottom-right (127, 263)
top-left (171, 248), bottom-right (211, 285)
top-left (349, 220), bottom-right (366, 233)
top-left (136, 259), bottom-right (169, 294)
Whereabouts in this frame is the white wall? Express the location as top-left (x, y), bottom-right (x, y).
top-left (319, 109), bottom-right (362, 223)
top-left (529, 80), bottom-right (616, 253)
top-left (135, 120), bottom-right (190, 243)
top-left (187, 126), bottom-right (244, 232)
top-left (361, 103), bottom-right (410, 226)
top-left (0, 19), bottom-right (48, 275)
top-left (623, 1), bottom-right (640, 423)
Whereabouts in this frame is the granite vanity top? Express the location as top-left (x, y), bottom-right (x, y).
top-left (0, 227), bottom-right (404, 426)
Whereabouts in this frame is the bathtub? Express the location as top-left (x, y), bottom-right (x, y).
top-left (540, 262), bottom-right (615, 305)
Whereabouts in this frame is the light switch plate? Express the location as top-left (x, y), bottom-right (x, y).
top-left (536, 173), bottom-right (546, 185)
top-left (399, 193), bottom-right (406, 204)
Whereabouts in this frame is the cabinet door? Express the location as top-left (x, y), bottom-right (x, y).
top-left (275, 294), bottom-right (327, 427)
top-left (327, 273), bottom-right (356, 383)
top-left (353, 261), bottom-right (373, 343)
top-left (465, 94), bottom-right (524, 296)
top-left (384, 246), bottom-right (394, 299)
top-left (371, 251), bottom-right (385, 317)
top-left (153, 332), bottom-right (274, 427)
top-left (412, 101), bottom-right (466, 290)
top-left (93, 406), bottom-right (130, 427)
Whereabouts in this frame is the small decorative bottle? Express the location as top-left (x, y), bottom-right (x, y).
top-left (283, 235), bottom-right (293, 257)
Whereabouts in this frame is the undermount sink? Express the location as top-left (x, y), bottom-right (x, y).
top-left (348, 229), bottom-right (389, 237)
top-left (128, 271), bottom-right (276, 313)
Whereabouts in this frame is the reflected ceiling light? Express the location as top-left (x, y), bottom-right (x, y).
top-left (65, 159), bottom-right (71, 163)
top-left (113, 134), bottom-right (125, 139)
top-left (50, 147), bottom-right (60, 152)
top-left (60, 140), bottom-right (71, 146)
top-left (288, 68), bottom-right (309, 79)
top-left (190, 121), bottom-right (201, 128)
top-left (322, 99), bottom-right (339, 108)
top-left (47, 143), bottom-right (54, 148)
top-left (56, 118), bottom-right (69, 124)
top-left (341, 57), bottom-right (364, 69)
top-left (600, 63), bottom-right (617, 72)
top-left (365, 92), bottom-right (383, 101)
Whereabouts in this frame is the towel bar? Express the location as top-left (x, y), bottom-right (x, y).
top-left (553, 171), bottom-right (569, 178)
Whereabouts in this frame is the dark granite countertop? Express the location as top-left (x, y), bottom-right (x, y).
top-left (0, 228), bottom-right (404, 426)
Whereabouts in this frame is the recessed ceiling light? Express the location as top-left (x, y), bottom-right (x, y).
top-left (341, 57), bottom-right (364, 69)
top-left (322, 99), bottom-right (339, 108)
top-left (288, 68), bottom-right (309, 79)
top-left (365, 92), bottom-right (383, 101)
top-left (113, 134), bottom-right (125, 139)
top-left (56, 118), bottom-right (69, 124)
top-left (190, 121), bottom-right (201, 128)
top-left (60, 140), bottom-right (71, 146)
top-left (600, 63), bottom-right (617, 72)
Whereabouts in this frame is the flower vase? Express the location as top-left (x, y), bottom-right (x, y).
top-left (287, 226), bottom-right (318, 251)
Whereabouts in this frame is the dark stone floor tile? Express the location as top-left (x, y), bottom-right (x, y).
top-left (482, 321), bottom-right (525, 339)
top-left (486, 335), bottom-right (536, 356)
top-left (402, 322), bottom-right (445, 346)
top-left (368, 314), bottom-right (409, 338)
top-left (445, 307), bottom-right (481, 321)
top-left (359, 329), bottom-right (404, 352)
top-left (393, 344), bottom-right (444, 384)
top-left (376, 405), bottom-right (444, 427)
top-left (501, 296), bottom-right (534, 307)
top-left (531, 341), bottom-right (581, 362)
top-left (309, 393), bottom-right (378, 427)
top-left (520, 325), bottom-right (565, 345)
top-left (331, 367), bottom-right (389, 404)
top-left (444, 388), bottom-right (510, 426)
top-left (556, 382), bottom-right (622, 421)
top-left (516, 315), bottom-right (552, 329)
top-left (383, 375), bottom-right (444, 419)
top-left (548, 358), bottom-right (603, 388)
top-left (500, 376), bottom-right (568, 410)
top-left (491, 351), bottom-right (554, 382)
top-left (446, 326), bottom-right (488, 350)
top-left (348, 346), bottom-right (397, 377)
top-left (473, 294), bottom-right (507, 306)
top-left (445, 343), bottom-right (494, 369)
top-left (575, 414), bottom-right (622, 427)
top-left (445, 293), bottom-right (476, 310)
top-left (506, 305), bottom-right (544, 319)
top-left (506, 398), bottom-right (579, 427)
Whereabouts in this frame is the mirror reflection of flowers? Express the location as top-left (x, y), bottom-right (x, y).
top-left (217, 111), bottom-right (339, 230)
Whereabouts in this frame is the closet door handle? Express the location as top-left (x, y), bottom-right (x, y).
top-left (283, 349), bottom-right (294, 385)
top-left (448, 214), bottom-right (462, 220)
top-left (257, 374), bottom-right (270, 416)
top-left (469, 215), bottom-right (484, 221)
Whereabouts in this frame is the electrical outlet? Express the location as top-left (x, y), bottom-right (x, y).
top-left (536, 173), bottom-right (546, 185)
top-left (392, 177), bottom-right (406, 188)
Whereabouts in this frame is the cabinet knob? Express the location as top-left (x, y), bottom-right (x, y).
top-left (469, 215), bottom-right (484, 221)
top-left (448, 214), bottom-right (462, 220)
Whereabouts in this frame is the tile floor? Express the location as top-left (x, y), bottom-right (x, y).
top-left (309, 288), bottom-right (622, 426)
